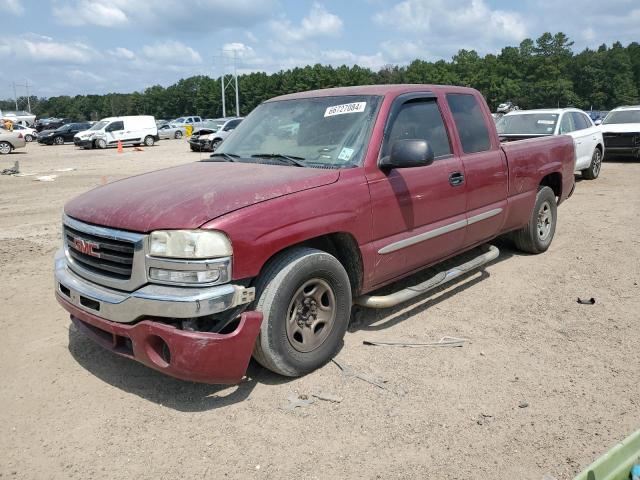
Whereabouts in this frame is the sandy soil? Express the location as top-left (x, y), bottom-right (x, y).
top-left (0, 140), bottom-right (638, 480)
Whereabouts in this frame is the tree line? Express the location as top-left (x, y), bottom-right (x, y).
top-left (2, 33), bottom-right (638, 120)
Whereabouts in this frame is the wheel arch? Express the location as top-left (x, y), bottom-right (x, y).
top-left (539, 172), bottom-right (562, 200)
top-left (254, 232), bottom-right (363, 297)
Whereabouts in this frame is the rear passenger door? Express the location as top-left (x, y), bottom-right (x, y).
top-left (445, 93), bottom-right (508, 248)
top-left (367, 94), bottom-right (467, 285)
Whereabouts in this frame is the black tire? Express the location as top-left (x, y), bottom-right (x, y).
top-left (24, 134), bottom-right (34, 142)
top-left (95, 138), bottom-right (107, 149)
top-left (144, 136), bottom-right (154, 147)
top-left (174, 131), bottom-right (183, 139)
top-left (582, 147), bottom-right (602, 180)
top-left (53, 136), bottom-right (64, 145)
top-left (0, 141), bottom-right (12, 155)
top-left (513, 186), bottom-right (557, 254)
top-left (211, 138), bottom-right (222, 151)
top-left (252, 247), bottom-right (352, 377)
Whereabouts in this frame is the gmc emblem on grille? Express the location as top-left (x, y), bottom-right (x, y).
top-left (72, 237), bottom-right (101, 258)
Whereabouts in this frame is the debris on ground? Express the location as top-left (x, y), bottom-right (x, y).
top-left (577, 297), bottom-right (596, 305)
top-left (475, 413), bottom-right (493, 425)
top-left (1, 161), bottom-right (19, 175)
top-left (311, 392), bottom-right (343, 403)
top-left (332, 359), bottom-right (389, 390)
top-left (54, 167), bottom-right (76, 172)
top-left (281, 393), bottom-right (315, 411)
top-left (362, 336), bottom-right (467, 348)
top-left (518, 402), bottom-right (529, 409)
top-left (33, 175), bottom-right (57, 182)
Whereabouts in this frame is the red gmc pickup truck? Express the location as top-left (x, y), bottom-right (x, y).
top-left (55, 84), bottom-right (575, 384)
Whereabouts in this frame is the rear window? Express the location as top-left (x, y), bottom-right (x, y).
top-left (446, 94), bottom-right (491, 153)
top-left (496, 113), bottom-right (559, 135)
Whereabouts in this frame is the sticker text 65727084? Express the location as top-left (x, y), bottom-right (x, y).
top-left (324, 102), bottom-right (367, 118)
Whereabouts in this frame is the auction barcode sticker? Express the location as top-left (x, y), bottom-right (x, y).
top-left (324, 102), bottom-right (366, 117)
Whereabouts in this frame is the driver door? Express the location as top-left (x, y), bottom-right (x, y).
top-left (366, 95), bottom-right (467, 286)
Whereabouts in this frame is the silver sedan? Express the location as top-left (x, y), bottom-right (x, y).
top-left (157, 123), bottom-right (186, 140)
top-left (0, 128), bottom-right (27, 154)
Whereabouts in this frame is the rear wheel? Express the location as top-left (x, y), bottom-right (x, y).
top-left (0, 141), bottom-right (12, 155)
top-left (53, 136), bottom-right (64, 145)
top-left (144, 136), bottom-right (154, 147)
top-left (582, 147), bottom-right (602, 180)
top-left (513, 186), bottom-right (557, 254)
top-left (252, 247), bottom-right (352, 377)
top-left (174, 131), bottom-right (183, 139)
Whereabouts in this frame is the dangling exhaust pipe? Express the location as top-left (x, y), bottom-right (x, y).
top-left (355, 245), bottom-right (499, 309)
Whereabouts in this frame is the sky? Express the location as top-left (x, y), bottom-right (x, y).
top-left (1, 0), bottom-right (639, 99)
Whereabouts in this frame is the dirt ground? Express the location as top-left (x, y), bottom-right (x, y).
top-left (0, 139), bottom-right (638, 480)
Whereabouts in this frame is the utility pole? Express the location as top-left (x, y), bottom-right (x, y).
top-left (12, 82), bottom-right (18, 110)
top-left (14, 80), bottom-right (32, 112)
top-left (221, 72), bottom-right (226, 118)
top-left (234, 49), bottom-right (239, 117)
top-left (215, 49), bottom-right (241, 118)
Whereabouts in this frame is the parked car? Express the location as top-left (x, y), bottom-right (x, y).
top-left (496, 108), bottom-right (604, 180)
top-left (157, 123), bottom-right (186, 140)
top-left (35, 118), bottom-right (75, 132)
top-left (11, 124), bottom-right (37, 142)
top-left (0, 127), bottom-right (26, 154)
top-left (38, 122), bottom-right (93, 145)
top-left (74, 116), bottom-right (159, 149)
top-left (598, 106), bottom-right (640, 160)
top-left (54, 84), bottom-right (575, 384)
top-left (0, 110), bottom-right (36, 127)
top-left (188, 118), bottom-right (243, 152)
top-left (172, 116), bottom-right (204, 130)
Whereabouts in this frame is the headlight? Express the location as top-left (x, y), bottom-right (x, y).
top-left (149, 230), bottom-right (232, 259)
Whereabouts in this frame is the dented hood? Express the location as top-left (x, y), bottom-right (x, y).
top-left (65, 162), bottom-right (340, 232)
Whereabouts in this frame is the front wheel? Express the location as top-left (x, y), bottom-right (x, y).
top-left (95, 138), bottom-right (107, 149)
top-left (0, 141), bottom-right (12, 155)
top-left (144, 136), bottom-right (154, 147)
top-left (252, 247), bottom-right (352, 377)
top-left (53, 136), bottom-right (64, 145)
top-left (513, 186), bottom-right (557, 254)
top-left (24, 134), bottom-right (34, 142)
top-left (174, 131), bottom-right (183, 139)
top-left (210, 138), bottom-right (222, 151)
top-left (582, 148), bottom-right (602, 180)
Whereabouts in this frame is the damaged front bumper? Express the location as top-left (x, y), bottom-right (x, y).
top-left (55, 250), bottom-right (262, 384)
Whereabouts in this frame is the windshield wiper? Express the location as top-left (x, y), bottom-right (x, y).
top-left (250, 153), bottom-right (306, 167)
top-left (206, 152), bottom-right (240, 162)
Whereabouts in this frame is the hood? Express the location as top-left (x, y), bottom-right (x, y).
top-left (39, 129), bottom-right (56, 135)
top-left (600, 123), bottom-right (640, 134)
top-left (65, 162), bottom-right (340, 232)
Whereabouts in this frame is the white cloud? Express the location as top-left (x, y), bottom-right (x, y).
top-left (21, 39), bottom-right (95, 63)
top-left (53, 0), bottom-right (129, 27)
top-left (141, 41), bottom-right (202, 65)
top-left (321, 50), bottom-right (386, 70)
top-left (373, 0), bottom-right (527, 58)
top-left (270, 3), bottom-right (343, 43)
top-left (109, 47), bottom-right (135, 60)
top-left (67, 69), bottom-right (103, 83)
top-left (0, 0), bottom-right (24, 15)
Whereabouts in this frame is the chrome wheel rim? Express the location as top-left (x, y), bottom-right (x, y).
top-left (54, 136), bottom-right (63, 145)
top-left (286, 278), bottom-right (336, 353)
top-left (0, 142), bottom-right (10, 154)
top-left (25, 135), bottom-right (33, 142)
top-left (175, 131), bottom-right (182, 138)
top-left (592, 149), bottom-right (601, 176)
top-left (537, 201), bottom-right (553, 241)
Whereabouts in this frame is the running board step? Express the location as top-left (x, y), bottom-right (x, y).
top-left (355, 244), bottom-right (499, 309)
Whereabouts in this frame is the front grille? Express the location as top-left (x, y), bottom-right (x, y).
top-left (64, 225), bottom-right (134, 280)
top-left (603, 132), bottom-right (638, 148)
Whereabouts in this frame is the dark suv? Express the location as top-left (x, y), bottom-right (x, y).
top-left (38, 123), bottom-right (93, 145)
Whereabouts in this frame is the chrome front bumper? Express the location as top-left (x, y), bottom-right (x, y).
top-left (55, 250), bottom-right (255, 323)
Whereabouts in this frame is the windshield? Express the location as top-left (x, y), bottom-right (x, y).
top-left (90, 120), bottom-right (108, 131)
top-left (602, 110), bottom-right (640, 125)
top-left (496, 113), bottom-right (558, 135)
top-left (217, 95), bottom-right (382, 168)
top-left (174, 117), bottom-right (186, 123)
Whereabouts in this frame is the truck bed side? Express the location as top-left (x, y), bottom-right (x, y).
top-left (500, 135), bottom-right (575, 233)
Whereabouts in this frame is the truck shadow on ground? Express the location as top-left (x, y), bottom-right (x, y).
top-left (67, 240), bottom-right (520, 411)
top-left (67, 329), bottom-right (290, 412)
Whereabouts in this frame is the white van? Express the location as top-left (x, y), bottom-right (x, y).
top-left (73, 115), bottom-right (158, 149)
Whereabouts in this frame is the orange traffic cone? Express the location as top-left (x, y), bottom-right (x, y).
top-left (117, 140), bottom-right (123, 153)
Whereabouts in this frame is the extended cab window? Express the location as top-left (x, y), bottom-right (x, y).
top-left (446, 94), bottom-right (491, 153)
top-left (383, 100), bottom-right (451, 159)
top-left (106, 121), bottom-right (124, 132)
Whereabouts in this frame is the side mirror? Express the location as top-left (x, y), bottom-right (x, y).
top-left (594, 119), bottom-right (602, 126)
top-left (380, 139), bottom-right (434, 169)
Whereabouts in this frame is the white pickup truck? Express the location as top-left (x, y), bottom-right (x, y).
top-left (496, 108), bottom-right (605, 180)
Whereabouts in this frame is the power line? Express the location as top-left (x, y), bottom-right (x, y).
top-left (213, 49), bottom-right (241, 117)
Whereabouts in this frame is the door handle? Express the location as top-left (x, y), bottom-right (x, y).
top-left (449, 171), bottom-right (465, 186)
